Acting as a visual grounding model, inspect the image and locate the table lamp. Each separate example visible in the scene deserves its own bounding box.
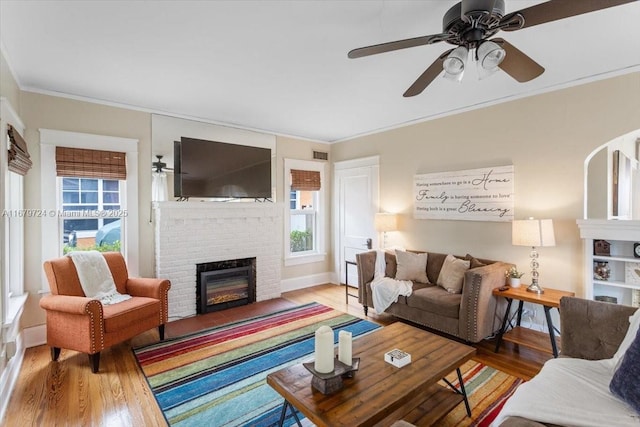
[375,213,398,249]
[512,218,555,294]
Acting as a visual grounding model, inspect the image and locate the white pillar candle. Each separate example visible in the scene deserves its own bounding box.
[338,330,352,365]
[314,325,334,373]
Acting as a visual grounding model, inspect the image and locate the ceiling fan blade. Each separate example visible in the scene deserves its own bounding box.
[501,0,637,31]
[348,33,448,59]
[403,49,453,97]
[493,38,544,82]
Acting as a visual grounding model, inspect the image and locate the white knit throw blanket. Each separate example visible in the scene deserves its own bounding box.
[370,250,412,314]
[68,251,131,305]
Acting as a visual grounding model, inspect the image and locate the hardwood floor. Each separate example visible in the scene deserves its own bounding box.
[2,284,552,426]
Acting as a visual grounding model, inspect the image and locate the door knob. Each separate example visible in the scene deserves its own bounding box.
[365,238,372,250]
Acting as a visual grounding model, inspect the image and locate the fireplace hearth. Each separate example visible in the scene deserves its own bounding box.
[196,258,256,314]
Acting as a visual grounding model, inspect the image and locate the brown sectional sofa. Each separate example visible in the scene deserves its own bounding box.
[356,250,513,343]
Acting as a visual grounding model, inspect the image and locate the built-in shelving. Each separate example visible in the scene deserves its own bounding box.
[577,219,640,307]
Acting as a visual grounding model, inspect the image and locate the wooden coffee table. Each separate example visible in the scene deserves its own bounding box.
[266,322,476,427]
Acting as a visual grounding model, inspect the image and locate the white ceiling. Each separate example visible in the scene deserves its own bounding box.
[1,1,639,142]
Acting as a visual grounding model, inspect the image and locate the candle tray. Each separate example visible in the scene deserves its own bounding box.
[302,357,360,394]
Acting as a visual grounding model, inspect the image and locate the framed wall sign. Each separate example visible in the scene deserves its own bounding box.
[414,165,514,222]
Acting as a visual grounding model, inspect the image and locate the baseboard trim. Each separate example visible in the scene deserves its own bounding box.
[0,334,25,424]
[281,272,336,292]
[23,324,47,348]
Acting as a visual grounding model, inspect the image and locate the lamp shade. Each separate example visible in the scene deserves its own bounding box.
[512,219,556,247]
[375,213,398,232]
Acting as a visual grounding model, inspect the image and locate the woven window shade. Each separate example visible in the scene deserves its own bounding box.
[291,169,321,191]
[7,125,33,176]
[56,147,126,180]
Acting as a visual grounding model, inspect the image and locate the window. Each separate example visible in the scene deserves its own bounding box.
[55,146,127,254]
[40,129,140,281]
[284,159,326,266]
[61,177,123,253]
[1,99,30,365]
[289,189,317,253]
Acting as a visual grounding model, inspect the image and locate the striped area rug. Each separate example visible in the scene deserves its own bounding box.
[133,302,522,427]
[133,302,381,426]
[439,360,524,427]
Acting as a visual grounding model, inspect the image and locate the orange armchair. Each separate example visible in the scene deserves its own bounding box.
[40,252,171,373]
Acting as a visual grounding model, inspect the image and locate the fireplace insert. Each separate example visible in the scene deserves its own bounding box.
[196,258,256,313]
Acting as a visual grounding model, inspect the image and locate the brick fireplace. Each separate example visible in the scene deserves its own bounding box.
[153,202,283,319]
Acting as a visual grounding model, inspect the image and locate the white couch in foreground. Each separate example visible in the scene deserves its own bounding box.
[493,297,640,427]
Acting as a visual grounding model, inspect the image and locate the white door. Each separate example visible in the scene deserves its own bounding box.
[334,156,379,288]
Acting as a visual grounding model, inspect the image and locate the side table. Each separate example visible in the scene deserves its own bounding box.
[493,285,575,357]
[344,260,358,304]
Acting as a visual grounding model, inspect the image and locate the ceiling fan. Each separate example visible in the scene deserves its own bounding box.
[152,155,173,173]
[348,0,636,97]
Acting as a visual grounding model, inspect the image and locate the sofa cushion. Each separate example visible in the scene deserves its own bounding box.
[610,326,640,414]
[384,250,398,278]
[103,296,161,333]
[437,254,470,294]
[425,252,447,284]
[465,253,487,269]
[406,286,461,319]
[395,250,428,283]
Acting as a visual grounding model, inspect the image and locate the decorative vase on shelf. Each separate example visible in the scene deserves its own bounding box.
[594,261,611,281]
[510,278,521,288]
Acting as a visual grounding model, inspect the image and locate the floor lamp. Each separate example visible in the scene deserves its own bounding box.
[375,213,398,249]
[512,218,556,294]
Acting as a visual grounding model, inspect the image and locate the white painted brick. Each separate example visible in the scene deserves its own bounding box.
[154,202,284,318]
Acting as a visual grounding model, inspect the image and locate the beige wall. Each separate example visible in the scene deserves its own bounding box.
[19,92,153,328]
[0,52,20,110]
[331,72,640,296]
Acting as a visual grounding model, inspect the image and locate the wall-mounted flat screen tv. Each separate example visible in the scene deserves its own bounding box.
[174,137,272,199]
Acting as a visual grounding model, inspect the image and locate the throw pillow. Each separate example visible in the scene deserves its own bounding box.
[437,254,471,294]
[395,250,428,283]
[610,326,640,414]
[465,254,487,269]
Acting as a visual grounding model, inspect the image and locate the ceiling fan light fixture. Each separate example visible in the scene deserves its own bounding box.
[476,62,499,80]
[477,40,506,69]
[443,46,468,78]
[476,40,506,80]
[443,70,465,82]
